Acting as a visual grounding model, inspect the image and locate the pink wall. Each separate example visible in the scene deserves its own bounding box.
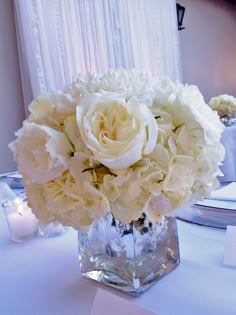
[178,0,236,102]
[0,0,25,173]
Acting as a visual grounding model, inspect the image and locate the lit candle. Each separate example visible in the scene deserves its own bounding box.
[2,197,38,242]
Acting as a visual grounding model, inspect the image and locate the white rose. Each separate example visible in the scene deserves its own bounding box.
[76,92,158,169]
[9,122,73,183]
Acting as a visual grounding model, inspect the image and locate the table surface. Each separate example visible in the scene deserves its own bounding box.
[1,203,236,315]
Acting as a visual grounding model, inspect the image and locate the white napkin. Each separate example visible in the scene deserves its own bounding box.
[209,182,236,201]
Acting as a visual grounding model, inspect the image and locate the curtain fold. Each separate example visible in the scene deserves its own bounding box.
[14,0,182,113]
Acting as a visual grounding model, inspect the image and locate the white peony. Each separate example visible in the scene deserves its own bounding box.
[9,122,73,184]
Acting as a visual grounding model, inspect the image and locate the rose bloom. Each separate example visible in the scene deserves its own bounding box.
[76,92,158,169]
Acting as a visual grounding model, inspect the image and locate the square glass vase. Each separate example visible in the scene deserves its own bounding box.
[78,213,180,295]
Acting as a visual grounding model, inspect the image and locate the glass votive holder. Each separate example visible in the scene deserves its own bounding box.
[39,221,67,238]
[2,197,39,242]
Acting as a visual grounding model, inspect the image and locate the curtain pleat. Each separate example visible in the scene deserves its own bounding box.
[14,0,182,113]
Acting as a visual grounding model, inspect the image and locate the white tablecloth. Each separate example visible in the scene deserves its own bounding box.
[220,124,236,182]
[0,203,236,315]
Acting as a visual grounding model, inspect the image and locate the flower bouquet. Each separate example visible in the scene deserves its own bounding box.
[9,69,225,294]
[209,94,236,126]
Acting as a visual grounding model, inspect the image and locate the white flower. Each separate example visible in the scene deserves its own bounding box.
[144,193,175,221]
[28,93,77,130]
[76,92,158,169]
[25,172,109,229]
[162,155,194,193]
[9,69,225,227]
[63,114,86,152]
[65,68,159,101]
[9,122,73,184]
[154,79,224,145]
[101,159,163,223]
[209,94,236,117]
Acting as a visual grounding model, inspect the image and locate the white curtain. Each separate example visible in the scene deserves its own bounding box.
[14,0,182,113]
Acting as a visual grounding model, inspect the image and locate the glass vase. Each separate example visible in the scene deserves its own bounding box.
[78,213,180,295]
[38,221,68,237]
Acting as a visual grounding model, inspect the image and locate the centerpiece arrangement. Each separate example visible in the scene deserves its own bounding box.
[9,69,225,295]
[209,94,236,126]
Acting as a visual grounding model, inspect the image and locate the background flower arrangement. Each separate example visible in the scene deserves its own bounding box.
[209,94,236,120]
[9,69,225,229]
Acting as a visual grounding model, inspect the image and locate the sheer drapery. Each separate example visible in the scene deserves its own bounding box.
[14,0,181,113]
